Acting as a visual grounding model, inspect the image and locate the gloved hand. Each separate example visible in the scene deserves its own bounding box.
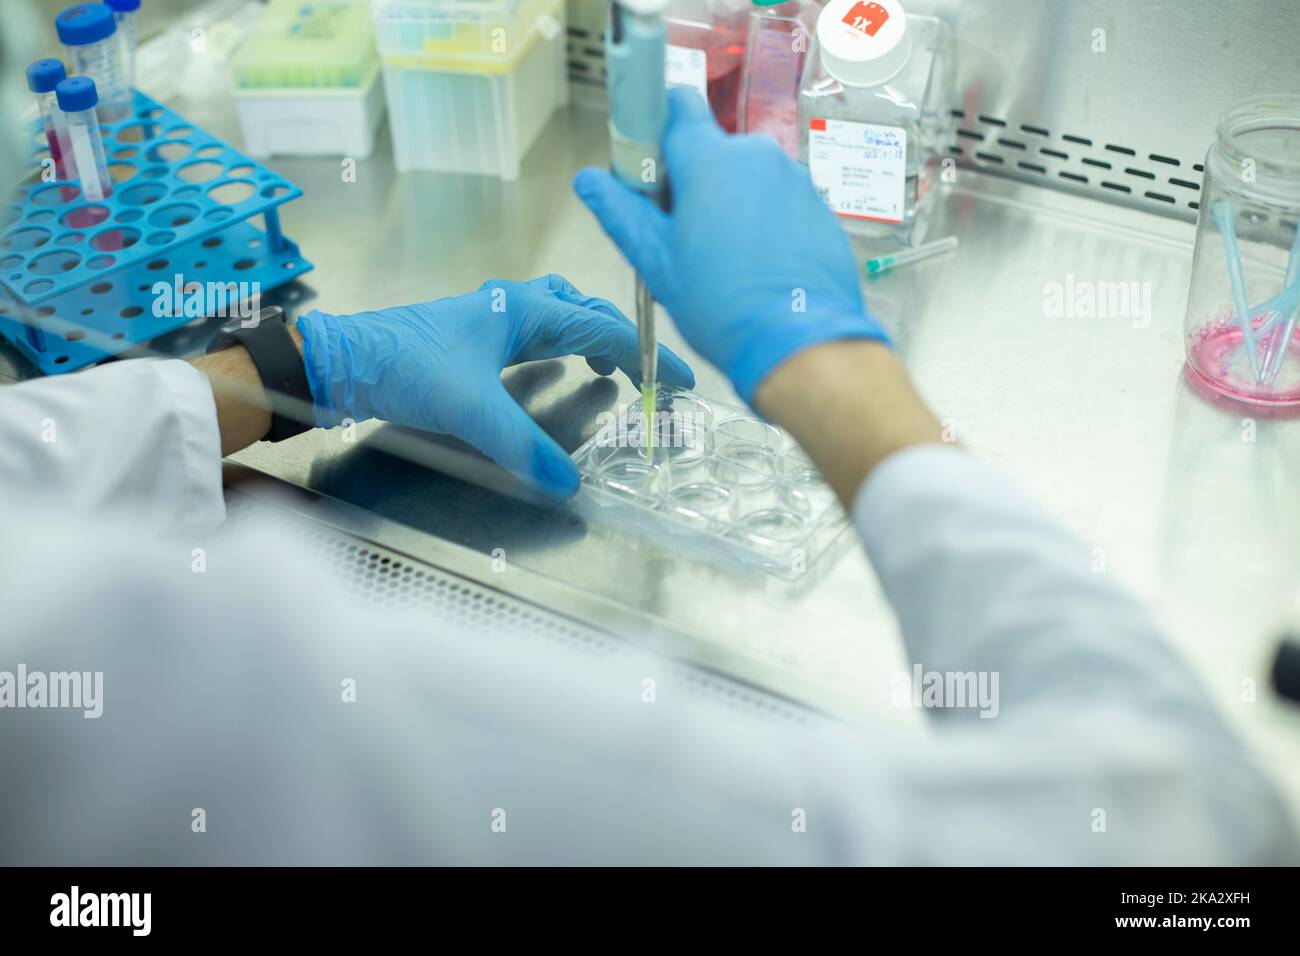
[574,88,889,406]
[295,274,694,499]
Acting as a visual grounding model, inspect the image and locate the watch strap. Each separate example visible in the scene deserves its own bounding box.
[206,306,313,442]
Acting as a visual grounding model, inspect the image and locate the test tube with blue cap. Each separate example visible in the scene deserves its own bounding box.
[57,76,113,202]
[26,59,73,181]
[55,3,131,123]
[103,0,142,92]
[606,0,671,463]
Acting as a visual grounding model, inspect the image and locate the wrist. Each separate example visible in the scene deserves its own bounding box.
[729,306,890,406]
[192,341,273,456]
[194,310,315,455]
[754,340,944,506]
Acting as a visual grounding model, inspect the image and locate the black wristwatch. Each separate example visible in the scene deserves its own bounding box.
[206,306,313,442]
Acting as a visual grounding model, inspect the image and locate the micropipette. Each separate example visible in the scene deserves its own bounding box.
[865,235,959,275]
[606,0,670,463]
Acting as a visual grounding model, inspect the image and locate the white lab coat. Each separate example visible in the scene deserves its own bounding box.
[0,358,1295,864]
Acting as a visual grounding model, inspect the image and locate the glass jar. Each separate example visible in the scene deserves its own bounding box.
[1184,95,1300,407]
[797,0,954,247]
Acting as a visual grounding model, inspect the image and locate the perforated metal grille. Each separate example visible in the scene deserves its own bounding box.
[949,110,1204,221]
[223,490,813,724]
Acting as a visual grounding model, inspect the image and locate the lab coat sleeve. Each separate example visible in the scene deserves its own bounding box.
[1,442,1294,865]
[0,510,877,866]
[0,359,225,533]
[848,444,1298,863]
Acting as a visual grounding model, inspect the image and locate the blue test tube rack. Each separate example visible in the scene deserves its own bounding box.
[0,90,313,375]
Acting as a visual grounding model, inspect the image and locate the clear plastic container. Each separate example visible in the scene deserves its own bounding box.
[1184,95,1300,407]
[665,0,752,132]
[797,0,954,246]
[572,390,849,578]
[738,0,823,156]
[371,0,568,178]
[56,3,132,124]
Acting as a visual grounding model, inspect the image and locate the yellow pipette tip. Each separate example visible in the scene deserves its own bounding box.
[641,383,656,466]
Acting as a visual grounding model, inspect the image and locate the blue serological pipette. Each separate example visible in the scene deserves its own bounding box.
[1212,201,1263,381]
[1263,221,1300,385]
[606,0,670,462]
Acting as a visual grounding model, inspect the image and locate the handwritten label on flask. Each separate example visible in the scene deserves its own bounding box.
[807,118,906,224]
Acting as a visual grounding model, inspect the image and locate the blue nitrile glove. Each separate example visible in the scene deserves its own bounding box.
[574,88,889,406]
[295,274,695,499]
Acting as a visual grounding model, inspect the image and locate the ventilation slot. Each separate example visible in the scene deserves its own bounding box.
[956,108,1205,218]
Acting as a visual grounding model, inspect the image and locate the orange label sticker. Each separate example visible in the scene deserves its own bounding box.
[842,1,889,37]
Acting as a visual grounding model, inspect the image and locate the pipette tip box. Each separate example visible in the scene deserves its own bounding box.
[371,0,569,179]
[231,0,386,159]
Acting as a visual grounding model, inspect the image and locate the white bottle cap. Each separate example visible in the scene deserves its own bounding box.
[817,0,912,88]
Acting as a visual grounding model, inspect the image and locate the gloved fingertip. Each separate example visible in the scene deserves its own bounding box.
[667,85,711,122]
[657,346,696,390]
[573,167,611,204]
[533,446,581,500]
[586,355,617,377]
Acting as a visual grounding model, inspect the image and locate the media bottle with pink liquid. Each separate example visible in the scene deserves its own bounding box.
[664,0,752,132]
